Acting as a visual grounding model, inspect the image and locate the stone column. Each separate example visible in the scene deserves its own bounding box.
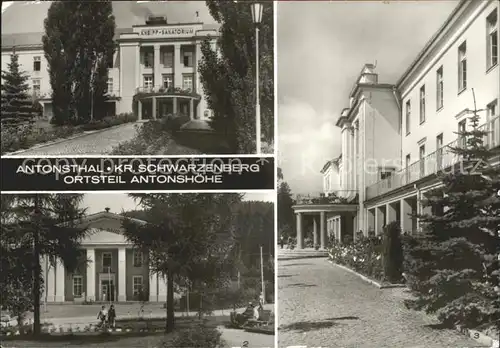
[312,216,318,248]
[152,97,157,120]
[320,211,326,249]
[375,207,385,235]
[401,198,413,234]
[118,248,126,302]
[55,258,65,302]
[86,249,95,302]
[154,45,160,88]
[149,271,158,302]
[135,44,141,90]
[173,97,177,115]
[194,42,202,94]
[174,44,182,89]
[296,213,303,249]
[138,100,142,121]
[337,218,342,242]
[46,257,55,302]
[353,125,358,191]
[158,275,167,302]
[367,209,375,235]
[189,99,194,120]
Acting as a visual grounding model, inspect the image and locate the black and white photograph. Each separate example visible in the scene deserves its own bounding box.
[1,0,274,156]
[277,1,499,347]
[1,192,275,348]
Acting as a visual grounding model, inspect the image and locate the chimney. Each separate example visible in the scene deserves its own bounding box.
[359,63,378,84]
[105,207,110,213]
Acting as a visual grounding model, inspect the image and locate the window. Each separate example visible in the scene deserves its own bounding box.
[405,154,411,183]
[405,100,411,135]
[144,52,153,68]
[436,133,443,169]
[162,74,173,89]
[182,74,193,91]
[380,171,392,180]
[32,79,41,97]
[133,250,143,267]
[133,276,143,296]
[102,252,112,272]
[163,51,173,68]
[143,75,153,90]
[73,276,83,297]
[458,120,467,148]
[458,41,467,91]
[419,144,426,178]
[436,66,444,109]
[487,10,498,69]
[183,51,193,67]
[106,78,113,93]
[419,85,426,124]
[33,56,41,72]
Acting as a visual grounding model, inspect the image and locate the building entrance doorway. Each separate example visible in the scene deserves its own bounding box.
[99,274,116,302]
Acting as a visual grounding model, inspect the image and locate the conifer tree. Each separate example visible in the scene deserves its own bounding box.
[404,94,500,329]
[0,52,37,127]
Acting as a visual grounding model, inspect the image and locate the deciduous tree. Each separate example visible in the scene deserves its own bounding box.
[42,1,115,125]
[199,1,274,153]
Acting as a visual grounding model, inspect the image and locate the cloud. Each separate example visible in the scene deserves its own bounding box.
[278,98,341,194]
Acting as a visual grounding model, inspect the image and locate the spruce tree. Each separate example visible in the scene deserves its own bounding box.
[0,52,37,128]
[404,98,500,329]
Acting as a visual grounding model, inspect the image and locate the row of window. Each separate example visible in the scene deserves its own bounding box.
[29,47,196,73]
[72,275,144,297]
[404,99,497,170]
[143,50,195,69]
[100,250,144,271]
[405,9,498,135]
[143,73,194,91]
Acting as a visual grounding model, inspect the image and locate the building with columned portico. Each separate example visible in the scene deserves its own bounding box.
[292,0,499,249]
[1,8,219,122]
[41,209,169,303]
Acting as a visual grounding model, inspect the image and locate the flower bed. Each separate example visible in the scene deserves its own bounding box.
[328,235,384,282]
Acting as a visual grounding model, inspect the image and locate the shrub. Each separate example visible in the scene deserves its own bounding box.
[382,221,404,283]
[165,114,190,132]
[166,324,224,348]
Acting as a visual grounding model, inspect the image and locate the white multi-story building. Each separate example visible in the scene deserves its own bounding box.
[293,0,499,249]
[1,3,218,121]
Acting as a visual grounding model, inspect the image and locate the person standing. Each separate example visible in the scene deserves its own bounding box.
[280,234,284,249]
[108,304,116,328]
[97,305,108,328]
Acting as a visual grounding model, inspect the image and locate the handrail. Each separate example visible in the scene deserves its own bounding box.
[365,115,500,200]
[135,85,195,95]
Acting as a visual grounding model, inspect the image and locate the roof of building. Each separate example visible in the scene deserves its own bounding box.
[57,210,147,228]
[320,155,342,174]
[395,0,469,88]
[1,1,219,48]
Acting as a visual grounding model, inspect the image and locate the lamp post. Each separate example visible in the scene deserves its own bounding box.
[251,2,263,154]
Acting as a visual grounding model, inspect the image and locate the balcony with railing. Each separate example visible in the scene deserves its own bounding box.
[295,190,359,205]
[134,85,200,100]
[366,116,500,200]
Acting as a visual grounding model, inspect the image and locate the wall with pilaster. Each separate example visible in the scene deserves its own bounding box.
[118,43,138,114]
[125,249,150,301]
[64,251,87,302]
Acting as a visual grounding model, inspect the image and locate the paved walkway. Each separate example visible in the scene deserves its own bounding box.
[278,257,487,348]
[6,123,140,156]
[220,326,274,348]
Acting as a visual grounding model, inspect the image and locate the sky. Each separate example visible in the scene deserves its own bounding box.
[277,0,458,195]
[82,192,275,214]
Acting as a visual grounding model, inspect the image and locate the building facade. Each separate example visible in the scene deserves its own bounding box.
[41,211,168,303]
[1,15,218,122]
[293,0,499,248]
